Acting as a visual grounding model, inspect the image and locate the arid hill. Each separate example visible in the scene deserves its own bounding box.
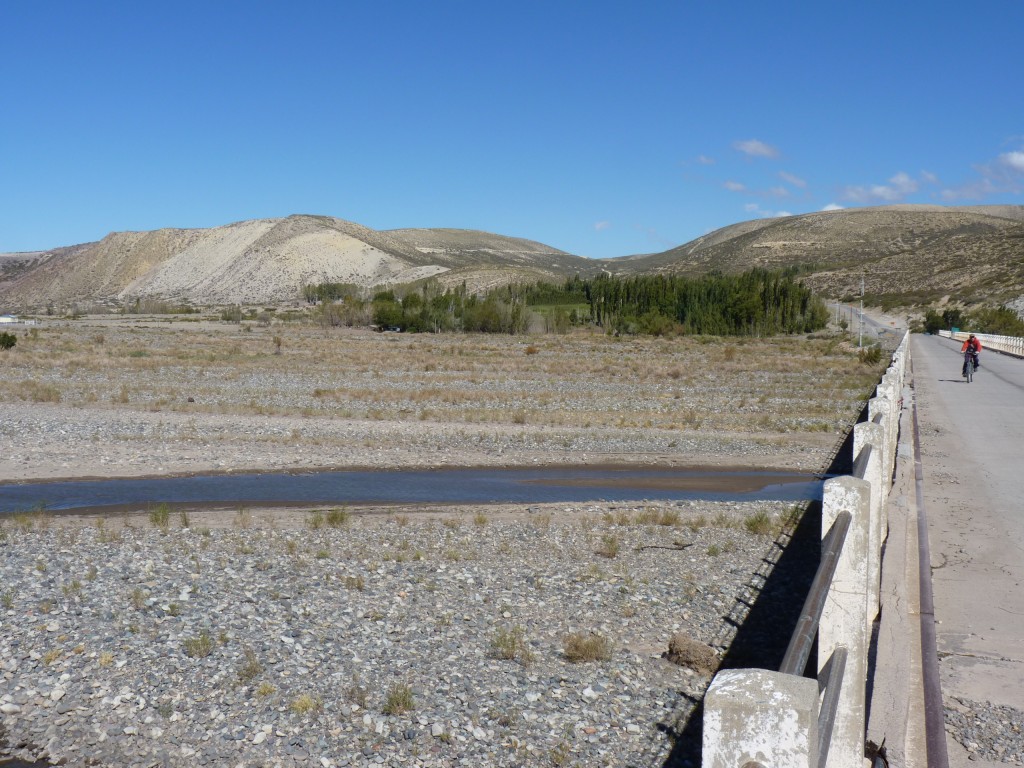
[1,205,1022,311]
[0,215,597,310]
[610,205,1024,307]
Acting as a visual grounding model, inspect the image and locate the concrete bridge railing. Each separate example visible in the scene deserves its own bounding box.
[702,332,910,768]
[939,329,1024,358]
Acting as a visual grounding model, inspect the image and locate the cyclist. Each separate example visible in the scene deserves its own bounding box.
[961,334,982,376]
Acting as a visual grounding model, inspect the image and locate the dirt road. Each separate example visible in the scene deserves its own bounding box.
[911,333,1024,766]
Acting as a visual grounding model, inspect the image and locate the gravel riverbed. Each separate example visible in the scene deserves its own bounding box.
[11,320,1009,766]
[1,500,788,767]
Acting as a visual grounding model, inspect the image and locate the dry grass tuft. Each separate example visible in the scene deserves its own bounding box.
[490,625,534,666]
[382,683,415,715]
[563,632,613,663]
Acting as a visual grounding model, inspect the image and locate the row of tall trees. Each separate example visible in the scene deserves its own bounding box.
[303,268,830,337]
[923,305,1024,337]
[580,269,829,336]
[370,284,529,334]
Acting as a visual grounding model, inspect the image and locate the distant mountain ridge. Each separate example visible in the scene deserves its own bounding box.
[599,205,1024,306]
[1,205,1022,311]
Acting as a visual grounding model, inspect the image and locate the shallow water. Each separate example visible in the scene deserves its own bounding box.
[0,466,822,514]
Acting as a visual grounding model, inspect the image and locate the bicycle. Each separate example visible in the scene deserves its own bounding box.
[962,350,977,383]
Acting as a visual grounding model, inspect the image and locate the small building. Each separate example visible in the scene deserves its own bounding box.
[0,314,18,324]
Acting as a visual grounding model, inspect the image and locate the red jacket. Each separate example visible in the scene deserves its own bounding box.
[961,337,983,353]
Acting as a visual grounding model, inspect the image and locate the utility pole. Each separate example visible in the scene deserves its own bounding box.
[859,276,864,348]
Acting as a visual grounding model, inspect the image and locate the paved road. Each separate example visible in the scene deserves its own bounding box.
[911,334,1024,766]
[829,302,905,348]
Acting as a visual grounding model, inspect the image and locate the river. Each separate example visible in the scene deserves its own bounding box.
[0,465,822,515]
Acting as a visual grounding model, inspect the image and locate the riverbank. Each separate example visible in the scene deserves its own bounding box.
[1,498,797,767]
[0,319,880,485]
[1,319,882,766]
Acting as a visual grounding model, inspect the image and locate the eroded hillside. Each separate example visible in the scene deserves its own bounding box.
[2,205,1022,311]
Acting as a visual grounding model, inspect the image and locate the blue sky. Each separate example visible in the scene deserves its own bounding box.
[2,1,1023,258]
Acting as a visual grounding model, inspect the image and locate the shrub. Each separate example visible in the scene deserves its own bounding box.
[17,379,61,402]
[131,587,146,610]
[149,504,171,530]
[490,625,534,666]
[382,683,415,715]
[657,508,681,526]
[743,510,773,536]
[237,647,263,683]
[563,632,612,663]
[858,344,882,365]
[183,631,214,658]
[326,508,349,527]
[0,332,16,350]
[346,676,368,708]
[344,575,365,591]
[220,305,243,323]
[596,534,620,559]
[290,693,323,715]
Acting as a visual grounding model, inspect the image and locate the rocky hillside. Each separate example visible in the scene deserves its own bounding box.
[612,205,1024,306]
[0,215,597,310]
[1,205,1022,311]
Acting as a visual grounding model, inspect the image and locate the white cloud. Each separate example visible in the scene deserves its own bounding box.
[768,186,790,198]
[779,171,807,188]
[1000,151,1024,173]
[921,170,939,185]
[744,202,792,219]
[941,177,1000,201]
[696,154,716,165]
[594,221,611,231]
[822,203,844,211]
[941,148,1024,200]
[733,139,779,159]
[842,171,919,203]
[723,180,746,192]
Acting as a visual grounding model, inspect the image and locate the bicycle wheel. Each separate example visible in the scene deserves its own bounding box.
[966,360,974,383]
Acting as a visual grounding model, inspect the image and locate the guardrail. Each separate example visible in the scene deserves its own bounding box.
[938,329,1024,358]
[702,332,909,768]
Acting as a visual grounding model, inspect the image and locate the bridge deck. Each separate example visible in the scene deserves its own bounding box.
[906,333,1024,767]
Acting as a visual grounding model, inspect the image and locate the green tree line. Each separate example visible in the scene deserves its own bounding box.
[923,305,1024,337]
[580,269,829,336]
[303,269,829,337]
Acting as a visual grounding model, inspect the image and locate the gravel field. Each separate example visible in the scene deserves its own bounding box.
[945,697,1024,765]
[0,319,869,483]
[1,500,798,767]
[0,317,889,766]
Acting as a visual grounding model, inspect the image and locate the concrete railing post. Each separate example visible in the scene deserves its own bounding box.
[703,669,820,768]
[853,421,885,618]
[867,397,892,481]
[819,476,871,768]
